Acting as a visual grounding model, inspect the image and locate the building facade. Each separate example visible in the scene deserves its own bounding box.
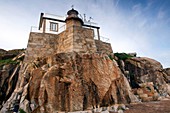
[24,8,113,62]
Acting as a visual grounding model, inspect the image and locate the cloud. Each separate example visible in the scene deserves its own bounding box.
[0,0,169,68]
[94,1,169,68]
[115,0,120,8]
[157,9,165,19]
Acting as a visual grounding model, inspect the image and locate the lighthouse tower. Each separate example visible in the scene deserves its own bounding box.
[65,8,83,28]
[59,8,97,53]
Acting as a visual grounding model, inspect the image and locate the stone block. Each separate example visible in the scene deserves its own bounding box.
[153,93,159,100]
[139,94,148,98]
[137,89,143,95]
[86,38,94,42]
[141,96,153,102]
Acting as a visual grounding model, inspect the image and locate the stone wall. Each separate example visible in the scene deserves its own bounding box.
[73,26,96,53]
[95,40,113,54]
[24,33,59,62]
[25,26,112,62]
[57,28,74,53]
[57,26,96,53]
[25,27,97,62]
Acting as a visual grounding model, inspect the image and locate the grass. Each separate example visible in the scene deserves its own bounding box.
[0,58,19,67]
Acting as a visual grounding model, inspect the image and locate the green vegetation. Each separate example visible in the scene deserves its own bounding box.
[19,108,26,113]
[108,55,114,60]
[0,49,25,67]
[0,58,19,67]
[114,53,133,60]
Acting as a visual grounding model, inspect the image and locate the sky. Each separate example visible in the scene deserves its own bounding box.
[0,0,170,68]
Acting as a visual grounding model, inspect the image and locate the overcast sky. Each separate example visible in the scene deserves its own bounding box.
[0,0,170,68]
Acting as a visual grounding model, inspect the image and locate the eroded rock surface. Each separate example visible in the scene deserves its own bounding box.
[163,68,170,81]
[1,51,170,113]
[1,52,138,113]
[0,64,20,109]
[0,49,24,110]
[124,57,170,97]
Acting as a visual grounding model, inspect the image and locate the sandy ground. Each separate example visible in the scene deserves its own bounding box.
[124,98,170,113]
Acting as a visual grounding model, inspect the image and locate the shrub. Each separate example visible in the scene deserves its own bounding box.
[114,53,133,60]
[19,108,26,113]
[108,55,114,60]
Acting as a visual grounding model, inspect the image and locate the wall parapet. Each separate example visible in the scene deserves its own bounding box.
[95,40,113,54]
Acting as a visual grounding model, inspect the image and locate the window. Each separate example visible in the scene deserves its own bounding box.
[50,22,58,32]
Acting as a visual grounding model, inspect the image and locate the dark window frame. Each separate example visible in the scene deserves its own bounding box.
[50,22,58,32]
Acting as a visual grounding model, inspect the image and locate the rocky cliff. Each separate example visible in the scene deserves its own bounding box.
[1,52,138,113]
[0,51,170,113]
[124,57,170,95]
[0,49,24,110]
[115,53,170,102]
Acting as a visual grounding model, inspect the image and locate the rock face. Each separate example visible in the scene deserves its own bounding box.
[1,50,170,113]
[0,49,24,109]
[0,64,20,109]
[164,68,170,80]
[124,57,170,96]
[164,68,170,75]
[1,52,138,113]
[0,48,25,60]
[0,49,7,55]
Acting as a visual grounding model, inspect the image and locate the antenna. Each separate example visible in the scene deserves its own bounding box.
[88,17,93,22]
[83,14,86,22]
[79,14,83,20]
[79,12,98,26]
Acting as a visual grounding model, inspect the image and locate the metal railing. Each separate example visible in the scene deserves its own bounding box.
[94,35,110,43]
[30,25,110,43]
[30,24,66,34]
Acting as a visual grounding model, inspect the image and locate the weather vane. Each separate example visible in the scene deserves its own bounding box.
[71,5,74,9]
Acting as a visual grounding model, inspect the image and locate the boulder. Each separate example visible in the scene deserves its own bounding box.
[163,68,170,82]
[124,57,168,94]
[164,68,170,76]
